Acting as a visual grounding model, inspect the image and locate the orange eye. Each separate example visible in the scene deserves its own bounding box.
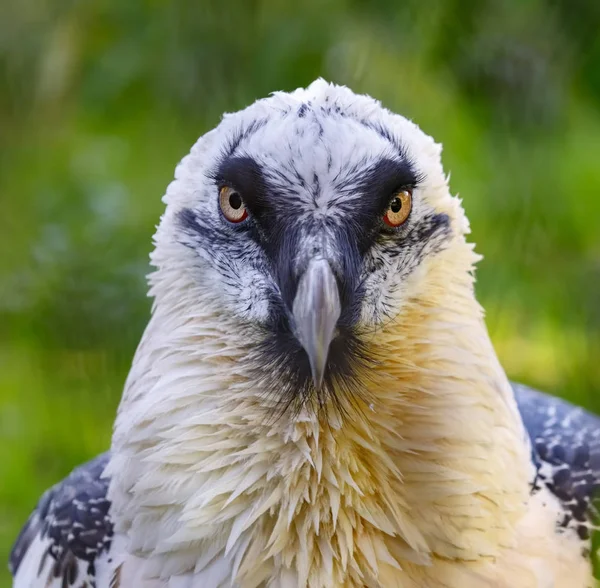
[219,186,248,223]
[383,189,412,227]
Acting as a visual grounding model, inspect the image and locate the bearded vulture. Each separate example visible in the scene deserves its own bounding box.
[9,80,600,588]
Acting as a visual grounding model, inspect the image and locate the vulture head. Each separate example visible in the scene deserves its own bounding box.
[149,78,469,416]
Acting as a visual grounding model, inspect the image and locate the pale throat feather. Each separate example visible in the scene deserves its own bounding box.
[105,230,534,586]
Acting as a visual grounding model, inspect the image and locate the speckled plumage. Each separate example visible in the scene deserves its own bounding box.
[10,453,113,587]
[515,384,600,545]
[9,80,600,587]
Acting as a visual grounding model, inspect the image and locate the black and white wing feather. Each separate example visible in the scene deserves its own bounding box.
[514,383,600,546]
[9,452,114,588]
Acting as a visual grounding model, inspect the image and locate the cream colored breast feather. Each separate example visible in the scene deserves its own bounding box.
[104,80,592,587]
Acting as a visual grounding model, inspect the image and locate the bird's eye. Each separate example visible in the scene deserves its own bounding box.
[383,189,412,227]
[219,186,248,223]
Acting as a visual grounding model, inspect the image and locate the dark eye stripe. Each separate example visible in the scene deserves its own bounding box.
[212,156,270,216]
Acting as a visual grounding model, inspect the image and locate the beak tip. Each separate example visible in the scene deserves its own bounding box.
[311,366,326,390]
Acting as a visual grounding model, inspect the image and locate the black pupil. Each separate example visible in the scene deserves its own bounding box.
[390,197,402,214]
[229,192,243,210]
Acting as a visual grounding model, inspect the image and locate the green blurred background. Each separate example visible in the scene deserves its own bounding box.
[1,0,599,581]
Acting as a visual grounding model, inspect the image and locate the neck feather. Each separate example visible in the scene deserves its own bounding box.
[106,238,533,585]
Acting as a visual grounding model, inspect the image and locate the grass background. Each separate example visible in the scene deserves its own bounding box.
[1,0,599,582]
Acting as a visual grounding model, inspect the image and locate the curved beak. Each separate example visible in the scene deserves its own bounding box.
[292,258,341,389]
